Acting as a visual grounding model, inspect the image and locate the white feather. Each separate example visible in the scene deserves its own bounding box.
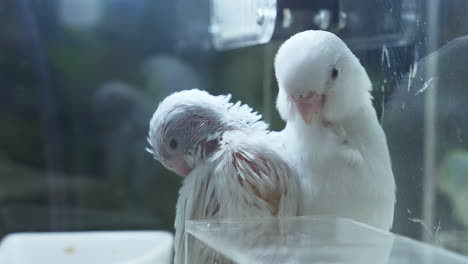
[174,130,301,264]
[147,89,301,264]
[275,30,396,230]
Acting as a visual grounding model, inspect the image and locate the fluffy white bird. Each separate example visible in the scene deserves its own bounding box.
[147,89,301,264]
[274,30,396,230]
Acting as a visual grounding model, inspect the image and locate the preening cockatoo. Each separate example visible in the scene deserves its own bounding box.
[275,30,396,230]
[147,89,301,264]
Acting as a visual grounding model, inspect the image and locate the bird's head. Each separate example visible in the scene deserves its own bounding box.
[275,30,372,125]
[147,89,230,177]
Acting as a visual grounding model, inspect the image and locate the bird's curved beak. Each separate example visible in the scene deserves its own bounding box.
[165,157,193,177]
[291,92,325,125]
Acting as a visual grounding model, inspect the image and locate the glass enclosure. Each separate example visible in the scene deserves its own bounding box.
[1,0,468,260]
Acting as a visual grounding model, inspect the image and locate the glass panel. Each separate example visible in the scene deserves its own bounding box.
[1,0,468,262]
[186,216,467,264]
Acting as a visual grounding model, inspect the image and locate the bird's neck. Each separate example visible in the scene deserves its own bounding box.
[287,103,377,152]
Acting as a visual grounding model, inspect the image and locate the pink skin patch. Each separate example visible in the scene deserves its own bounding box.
[322,119,334,128]
[290,92,326,125]
[165,157,193,177]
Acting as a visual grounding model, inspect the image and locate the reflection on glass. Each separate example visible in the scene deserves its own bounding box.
[186,216,467,264]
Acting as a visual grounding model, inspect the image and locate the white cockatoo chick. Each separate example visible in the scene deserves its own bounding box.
[147,89,301,264]
[275,30,396,230]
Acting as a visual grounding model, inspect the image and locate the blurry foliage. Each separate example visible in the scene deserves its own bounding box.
[214,46,265,103]
[0,0,179,233]
[0,115,43,167]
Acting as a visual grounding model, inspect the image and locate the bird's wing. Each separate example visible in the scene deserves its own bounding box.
[174,131,301,264]
[210,130,301,217]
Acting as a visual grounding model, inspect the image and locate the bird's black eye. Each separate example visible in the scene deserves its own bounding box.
[169,138,178,150]
[331,67,339,79]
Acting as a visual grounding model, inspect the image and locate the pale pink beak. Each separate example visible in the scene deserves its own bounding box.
[291,92,325,125]
[165,157,193,177]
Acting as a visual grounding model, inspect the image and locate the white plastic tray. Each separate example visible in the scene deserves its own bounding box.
[0,231,173,264]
